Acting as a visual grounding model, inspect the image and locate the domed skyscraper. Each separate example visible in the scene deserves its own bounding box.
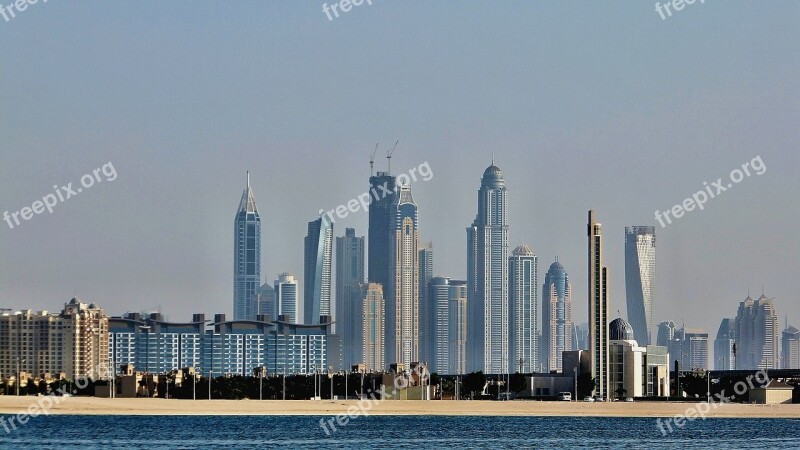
[467,160,509,374]
[542,258,573,372]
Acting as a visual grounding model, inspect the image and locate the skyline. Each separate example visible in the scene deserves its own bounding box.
[1,1,798,343]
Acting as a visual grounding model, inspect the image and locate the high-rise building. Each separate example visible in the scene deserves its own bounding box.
[418,243,434,362]
[234,172,261,321]
[542,259,573,372]
[467,163,509,374]
[336,228,365,368]
[714,318,736,370]
[624,226,655,346]
[275,273,299,324]
[362,283,385,372]
[782,325,800,369]
[682,328,709,370]
[734,294,779,369]
[386,183,419,367]
[0,298,109,382]
[257,282,277,320]
[574,322,589,351]
[449,280,468,375]
[304,217,333,325]
[587,210,609,399]
[656,321,676,348]
[509,245,538,374]
[427,277,450,373]
[367,171,397,290]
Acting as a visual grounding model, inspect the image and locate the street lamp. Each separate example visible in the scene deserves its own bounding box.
[329,366,333,400]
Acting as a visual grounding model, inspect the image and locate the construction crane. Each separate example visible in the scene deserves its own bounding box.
[387,140,398,174]
[370,142,379,176]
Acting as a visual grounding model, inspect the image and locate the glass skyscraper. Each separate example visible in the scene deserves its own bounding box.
[588,210,609,399]
[233,172,261,321]
[367,171,396,290]
[542,259,573,372]
[467,163,509,374]
[624,226,656,346]
[336,228,365,368]
[304,216,333,325]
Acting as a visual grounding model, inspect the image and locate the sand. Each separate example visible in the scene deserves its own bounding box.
[1,397,799,418]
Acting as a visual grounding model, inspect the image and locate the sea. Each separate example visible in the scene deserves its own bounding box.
[0,415,798,449]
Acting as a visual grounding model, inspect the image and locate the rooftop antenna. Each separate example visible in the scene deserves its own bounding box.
[387,140,398,175]
[247,171,251,189]
[492,152,495,165]
[370,143,379,176]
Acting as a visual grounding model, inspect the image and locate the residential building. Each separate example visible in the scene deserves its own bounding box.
[362,283,385,372]
[624,226,655,345]
[448,280,468,375]
[467,162,509,374]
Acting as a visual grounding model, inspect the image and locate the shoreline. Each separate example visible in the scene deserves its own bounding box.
[1,397,799,418]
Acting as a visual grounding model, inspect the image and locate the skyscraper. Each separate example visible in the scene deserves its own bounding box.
[418,243,434,362]
[233,172,261,321]
[734,294,779,369]
[336,228,365,368]
[714,318,736,370]
[257,282,277,320]
[624,226,655,346]
[367,171,396,290]
[386,183,419,367]
[542,259,573,372]
[467,163,509,374]
[782,325,800,369]
[274,273,299,323]
[304,217,333,325]
[449,280,468,376]
[509,245,538,373]
[362,283,385,372]
[427,277,451,373]
[588,210,609,399]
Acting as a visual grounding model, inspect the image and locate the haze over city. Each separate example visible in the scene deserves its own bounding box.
[1,0,798,341]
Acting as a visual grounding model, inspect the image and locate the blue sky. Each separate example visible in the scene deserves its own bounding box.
[1,1,798,340]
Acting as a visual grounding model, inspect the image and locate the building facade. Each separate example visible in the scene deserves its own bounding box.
[509,245,538,374]
[233,172,262,321]
[542,259,573,372]
[304,216,333,325]
[467,163,509,374]
[448,280,468,375]
[624,226,655,346]
[0,298,109,382]
[418,243,434,363]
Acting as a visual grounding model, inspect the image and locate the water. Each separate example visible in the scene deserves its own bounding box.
[1,415,798,449]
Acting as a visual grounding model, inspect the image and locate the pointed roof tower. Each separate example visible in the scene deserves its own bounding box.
[238,171,258,213]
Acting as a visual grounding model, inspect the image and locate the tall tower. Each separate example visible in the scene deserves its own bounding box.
[336,228,365,367]
[368,171,397,290]
[448,280,468,375]
[509,244,538,374]
[467,162,509,374]
[427,276,451,373]
[624,226,656,345]
[386,183,419,368]
[233,172,261,321]
[304,217,333,325]
[587,210,609,399]
[542,259,573,372]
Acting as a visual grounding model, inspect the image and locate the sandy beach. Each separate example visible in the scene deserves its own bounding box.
[1,397,799,418]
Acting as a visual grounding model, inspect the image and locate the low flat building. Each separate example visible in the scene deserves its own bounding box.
[749,380,794,404]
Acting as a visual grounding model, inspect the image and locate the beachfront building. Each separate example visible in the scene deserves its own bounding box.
[0,298,109,382]
[608,318,670,399]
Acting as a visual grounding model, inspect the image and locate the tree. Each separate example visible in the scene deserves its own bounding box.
[462,371,487,399]
[577,373,595,399]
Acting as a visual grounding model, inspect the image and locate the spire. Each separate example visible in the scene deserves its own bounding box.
[238,172,258,213]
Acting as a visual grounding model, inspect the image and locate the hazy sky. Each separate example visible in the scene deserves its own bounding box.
[1,1,798,341]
